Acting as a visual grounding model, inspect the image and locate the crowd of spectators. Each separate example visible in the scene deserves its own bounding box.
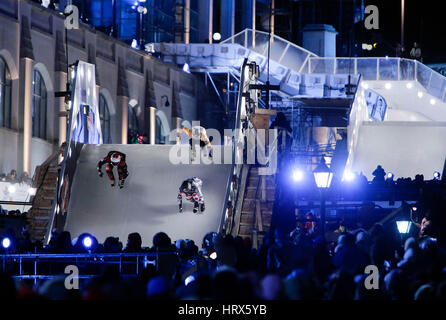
[1,215,446,300]
[0,170,32,185]
[0,206,27,217]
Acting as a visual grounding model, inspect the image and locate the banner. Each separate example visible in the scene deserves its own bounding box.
[365,89,387,122]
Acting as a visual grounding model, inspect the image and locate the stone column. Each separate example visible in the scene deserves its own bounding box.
[120,96,129,144]
[55,31,68,148]
[149,107,156,144]
[20,58,33,174]
[184,0,190,44]
[19,16,34,175]
[145,70,157,145]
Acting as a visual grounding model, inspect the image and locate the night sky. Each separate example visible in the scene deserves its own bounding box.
[368,0,446,62]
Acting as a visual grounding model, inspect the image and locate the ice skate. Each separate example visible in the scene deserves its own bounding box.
[193,201,199,214]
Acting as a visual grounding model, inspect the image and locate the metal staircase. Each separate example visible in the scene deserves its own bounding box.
[27,150,62,241]
[233,166,275,247]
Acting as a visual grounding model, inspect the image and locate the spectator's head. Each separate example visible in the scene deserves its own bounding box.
[414,42,418,48]
[176,239,186,251]
[147,276,169,299]
[212,267,240,300]
[152,232,171,249]
[38,276,80,300]
[419,217,433,238]
[126,232,142,252]
[9,170,17,178]
[335,233,355,253]
[103,237,122,253]
[384,269,410,300]
[285,269,319,300]
[327,270,355,300]
[260,274,283,300]
[202,232,217,252]
[414,284,435,300]
[354,274,384,300]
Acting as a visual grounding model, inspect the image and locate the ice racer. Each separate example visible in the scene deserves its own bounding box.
[182,126,213,159]
[178,177,205,213]
[97,151,129,189]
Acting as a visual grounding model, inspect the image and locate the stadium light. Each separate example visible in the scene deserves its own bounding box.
[386,172,394,181]
[2,237,11,249]
[385,83,392,90]
[434,171,441,180]
[396,221,411,234]
[417,91,424,98]
[82,236,93,249]
[343,170,356,182]
[292,169,304,182]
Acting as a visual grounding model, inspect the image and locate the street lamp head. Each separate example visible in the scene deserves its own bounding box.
[396,220,411,234]
[313,157,333,189]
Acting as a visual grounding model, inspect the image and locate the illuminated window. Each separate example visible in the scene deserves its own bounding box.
[0,57,12,128]
[32,70,47,139]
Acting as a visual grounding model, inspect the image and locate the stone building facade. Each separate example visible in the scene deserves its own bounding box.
[0,0,202,176]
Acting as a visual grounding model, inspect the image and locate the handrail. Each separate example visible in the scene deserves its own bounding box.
[219,58,249,234]
[221,28,318,57]
[0,252,177,259]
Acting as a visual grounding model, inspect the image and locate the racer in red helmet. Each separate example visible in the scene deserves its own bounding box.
[97,151,129,188]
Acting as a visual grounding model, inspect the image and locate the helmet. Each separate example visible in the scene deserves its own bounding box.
[181,180,192,191]
[111,153,121,165]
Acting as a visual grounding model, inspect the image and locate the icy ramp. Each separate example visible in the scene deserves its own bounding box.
[65,144,232,246]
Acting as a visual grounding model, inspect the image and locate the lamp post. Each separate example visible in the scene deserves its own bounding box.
[132,1,148,48]
[313,157,333,238]
[396,219,411,245]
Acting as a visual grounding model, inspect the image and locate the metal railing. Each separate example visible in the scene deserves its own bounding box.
[221,28,318,74]
[307,57,446,103]
[1,252,177,283]
[219,59,249,234]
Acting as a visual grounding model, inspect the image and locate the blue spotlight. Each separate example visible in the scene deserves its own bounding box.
[343,170,356,182]
[82,236,93,249]
[292,169,304,182]
[2,237,11,249]
[386,172,394,180]
[434,171,441,180]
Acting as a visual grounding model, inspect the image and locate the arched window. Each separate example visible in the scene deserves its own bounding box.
[128,105,139,144]
[99,94,111,144]
[156,114,166,144]
[32,69,47,139]
[128,105,138,132]
[0,57,12,128]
